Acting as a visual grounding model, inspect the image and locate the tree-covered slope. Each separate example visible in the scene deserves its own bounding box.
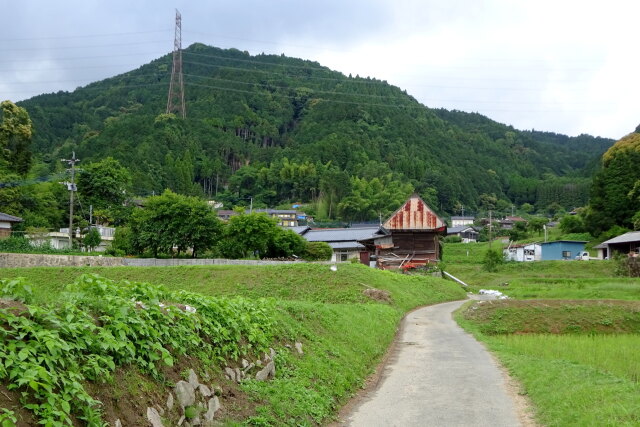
[17,43,614,217]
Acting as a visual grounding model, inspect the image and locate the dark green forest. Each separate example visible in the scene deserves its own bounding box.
[6,43,616,228]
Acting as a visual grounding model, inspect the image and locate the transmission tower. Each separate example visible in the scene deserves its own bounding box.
[166,9,186,118]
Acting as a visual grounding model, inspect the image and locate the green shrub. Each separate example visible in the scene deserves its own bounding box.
[443,235,462,243]
[482,248,504,272]
[302,241,333,261]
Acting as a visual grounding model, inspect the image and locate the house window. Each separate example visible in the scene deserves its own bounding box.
[562,251,571,259]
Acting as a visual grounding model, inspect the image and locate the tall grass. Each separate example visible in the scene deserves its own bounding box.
[495,334,640,383]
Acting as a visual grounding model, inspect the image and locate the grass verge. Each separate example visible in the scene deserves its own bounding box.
[1,264,466,425]
[456,302,640,426]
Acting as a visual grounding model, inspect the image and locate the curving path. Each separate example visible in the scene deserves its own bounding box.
[343,299,522,427]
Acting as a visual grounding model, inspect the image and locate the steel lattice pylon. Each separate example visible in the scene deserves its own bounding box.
[166,9,186,118]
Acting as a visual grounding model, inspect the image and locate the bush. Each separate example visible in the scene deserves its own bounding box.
[560,214,586,233]
[599,225,630,241]
[443,235,462,243]
[303,241,333,261]
[266,229,306,258]
[482,248,504,272]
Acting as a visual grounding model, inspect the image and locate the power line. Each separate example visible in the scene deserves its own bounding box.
[0,40,170,53]
[1,82,168,95]
[6,51,169,63]
[2,73,165,86]
[183,81,608,113]
[0,29,172,42]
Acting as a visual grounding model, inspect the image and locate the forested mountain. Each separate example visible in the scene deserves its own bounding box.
[16,43,614,221]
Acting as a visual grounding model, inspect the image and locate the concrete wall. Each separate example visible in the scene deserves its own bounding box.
[0,252,125,268]
[0,252,300,268]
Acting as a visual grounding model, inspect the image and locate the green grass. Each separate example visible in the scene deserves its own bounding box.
[494,334,640,383]
[449,239,640,426]
[443,242,639,300]
[1,264,466,425]
[0,263,460,309]
[464,299,640,335]
[456,307,640,426]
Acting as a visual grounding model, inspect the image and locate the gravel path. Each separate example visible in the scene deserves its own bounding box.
[343,299,522,427]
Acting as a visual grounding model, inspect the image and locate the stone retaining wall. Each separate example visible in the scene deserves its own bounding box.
[0,252,299,268]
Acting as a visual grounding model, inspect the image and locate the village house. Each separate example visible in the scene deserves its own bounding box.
[251,209,300,227]
[450,216,475,227]
[0,212,22,239]
[302,226,384,263]
[216,208,305,227]
[26,226,115,252]
[446,225,479,243]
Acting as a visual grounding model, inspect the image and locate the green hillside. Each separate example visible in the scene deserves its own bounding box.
[16,43,613,219]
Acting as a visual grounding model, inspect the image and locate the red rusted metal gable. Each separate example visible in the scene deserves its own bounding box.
[383,194,445,231]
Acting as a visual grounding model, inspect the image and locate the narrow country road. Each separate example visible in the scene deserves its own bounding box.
[343,299,523,427]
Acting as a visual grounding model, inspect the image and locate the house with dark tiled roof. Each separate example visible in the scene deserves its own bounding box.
[0,212,22,239]
[446,225,479,243]
[303,226,384,262]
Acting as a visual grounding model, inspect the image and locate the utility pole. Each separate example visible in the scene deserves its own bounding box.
[488,209,493,248]
[166,9,186,118]
[61,152,80,248]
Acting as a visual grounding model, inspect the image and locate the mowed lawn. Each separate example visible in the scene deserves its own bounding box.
[448,242,640,426]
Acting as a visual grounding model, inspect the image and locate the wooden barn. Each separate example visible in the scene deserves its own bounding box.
[359,194,446,269]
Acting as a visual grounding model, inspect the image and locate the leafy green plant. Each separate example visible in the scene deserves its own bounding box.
[0,274,277,425]
[0,277,33,303]
[0,409,17,427]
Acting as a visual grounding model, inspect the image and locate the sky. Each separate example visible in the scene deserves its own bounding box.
[1,0,639,139]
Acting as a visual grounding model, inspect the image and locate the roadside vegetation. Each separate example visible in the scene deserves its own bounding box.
[447,240,640,426]
[0,263,466,425]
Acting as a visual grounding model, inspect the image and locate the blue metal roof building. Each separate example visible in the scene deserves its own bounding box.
[539,240,587,260]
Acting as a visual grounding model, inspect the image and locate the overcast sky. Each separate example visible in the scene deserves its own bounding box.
[1,0,638,139]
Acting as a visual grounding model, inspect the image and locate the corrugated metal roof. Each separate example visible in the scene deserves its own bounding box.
[383,194,445,230]
[0,212,22,222]
[599,231,640,246]
[304,227,382,242]
[540,240,588,245]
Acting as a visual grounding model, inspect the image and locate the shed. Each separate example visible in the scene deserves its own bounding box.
[539,240,587,260]
[0,212,22,239]
[594,231,640,259]
[360,194,446,269]
[504,243,541,262]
